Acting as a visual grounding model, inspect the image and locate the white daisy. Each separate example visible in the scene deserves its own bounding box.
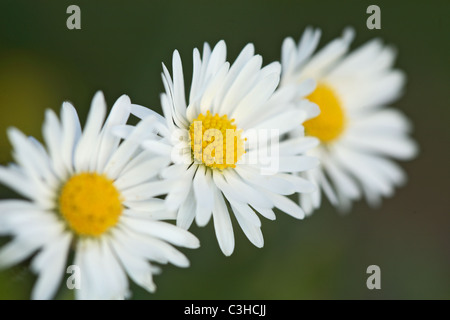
[280,27,418,214]
[122,41,320,256]
[0,91,200,300]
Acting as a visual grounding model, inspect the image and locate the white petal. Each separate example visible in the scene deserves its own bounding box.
[42,109,66,178]
[73,240,88,300]
[300,193,314,216]
[160,164,189,179]
[164,166,196,212]
[322,155,360,202]
[70,245,83,299]
[227,200,261,227]
[8,128,58,191]
[360,154,406,187]
[245,84,300,127]
[188,48,204,108]
[27,136,59,188]
[124,209,177,221]
[74,239,104,299]
[0,199,37,211]
[279,136,319,156]
[213,171,247,204]
[249,107,304,136]
[257,62,281,81]
[160,93,176,132]
[296,27,322,67]
[301,27,353,78]
[122,179,176,201]
[298,99,321,121]
[193,166,214,227]
[94,95,131,172]
[121,216,200,249]
[328,38,384,77]
[341,131,418,160]
[0,237,41,269]
[254,206,276,220]
[119,227,191,268]
[111,237,156,293]
[278,155,319,173]
[171,50,188,124]
[214,43,255,113]
[315,169,338,206]
[231,72,280,124]
[141,140,173,156]
[176,188,196,230]
[131,104,167,126]
[98,237,129,299]
[350,71,406,110]
[351,109,413,134]
[220,55,263,116]
[111,228,168,265]
[121,150,164,175]
[200,62,230,115]
[114,156,170,190]
[231,203,264,248]
[30,232,72,300]
[221,170,273,208]
[74,91,106,173]
[281,37,297,76]
[333,146,394,198]
[2,211,61,238]
[303,169,321,211]
[263,191,305,219]
[212,187,235,256]
[124,198,166,212]
[162,63,188,129]
[192,43,211,101]
[104,116,159,179]
[234,165,294,195]
[297,78,317,98]
[277,173,317,193]
[110,124,134,140]
[0,161,36,200]
[60,102,81,174]
[0,219,63,269]
[205,40,228,83]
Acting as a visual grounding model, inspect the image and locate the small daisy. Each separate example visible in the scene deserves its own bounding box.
[0,91,199,300]
[280,27,418,214]
[123,41,320,256]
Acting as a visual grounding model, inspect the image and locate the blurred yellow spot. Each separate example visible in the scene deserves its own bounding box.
[304,84,346,143]
[189,111,246,170]
[59,173,123,237]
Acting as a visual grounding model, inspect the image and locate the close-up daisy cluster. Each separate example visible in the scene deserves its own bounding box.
[0,1,448,301]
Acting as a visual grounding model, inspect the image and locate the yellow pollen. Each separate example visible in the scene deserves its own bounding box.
[303,83,346,143]
[189,110,246,170]
[58,173,123,237]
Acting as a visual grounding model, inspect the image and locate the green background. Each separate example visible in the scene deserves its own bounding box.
[0,0,448,299]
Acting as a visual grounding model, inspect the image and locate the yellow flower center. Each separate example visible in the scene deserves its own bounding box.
[59,173,123,237]
[303,83,346,143]
[189,110,246,170]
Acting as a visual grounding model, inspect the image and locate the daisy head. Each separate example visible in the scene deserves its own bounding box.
[280,27,418,214]
[0,91,199,299]
[124,41,321,256]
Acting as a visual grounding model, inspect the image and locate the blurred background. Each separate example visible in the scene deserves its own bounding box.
[0,0,448,299]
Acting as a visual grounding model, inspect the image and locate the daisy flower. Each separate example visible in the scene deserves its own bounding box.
[0,91,199,300]
[280,27,418,214]
[123,41,320,256]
